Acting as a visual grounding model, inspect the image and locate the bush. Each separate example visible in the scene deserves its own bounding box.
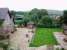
[37,24,61,28]
[0,43,8,50]
[0,19,4,27]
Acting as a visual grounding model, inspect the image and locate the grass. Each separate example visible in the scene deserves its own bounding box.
[30,28,63,47]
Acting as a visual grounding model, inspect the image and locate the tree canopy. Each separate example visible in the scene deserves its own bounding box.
[12,8,63,28]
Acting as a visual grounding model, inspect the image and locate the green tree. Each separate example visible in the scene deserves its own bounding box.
[39,15,52,24]
[29,8,39,24]
[63,10,67,24]
[29,8,48,25]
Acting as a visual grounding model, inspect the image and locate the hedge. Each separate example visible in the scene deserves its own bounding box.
[37,24,61,28]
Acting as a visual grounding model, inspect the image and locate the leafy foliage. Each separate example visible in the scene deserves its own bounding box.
[0,19,4,27]
[12,8,63,28]
[63,10,67,24]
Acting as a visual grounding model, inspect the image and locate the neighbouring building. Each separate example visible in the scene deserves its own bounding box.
[14,14,24,25]
[0,8,15,39]
[47,10,63,27]
[47,10,63,18]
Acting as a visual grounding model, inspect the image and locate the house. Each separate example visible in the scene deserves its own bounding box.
[47,10,63,19]
[14,14,24,24]
[0,8,15,39]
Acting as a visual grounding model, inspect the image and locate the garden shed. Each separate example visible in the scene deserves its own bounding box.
[27,22,35,29]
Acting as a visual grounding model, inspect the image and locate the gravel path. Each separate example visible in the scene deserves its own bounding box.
[9,28,34,50]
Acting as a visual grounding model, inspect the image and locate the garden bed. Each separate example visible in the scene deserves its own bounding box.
[30,28,63,47]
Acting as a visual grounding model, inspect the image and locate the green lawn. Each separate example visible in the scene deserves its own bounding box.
[30,28,63,47]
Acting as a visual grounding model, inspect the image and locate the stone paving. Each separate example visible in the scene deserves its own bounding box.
[54,32,67,50]
[9,28,34,50]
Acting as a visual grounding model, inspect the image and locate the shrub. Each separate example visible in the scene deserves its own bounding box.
[37,24,61,28]
[0,19,4,27]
